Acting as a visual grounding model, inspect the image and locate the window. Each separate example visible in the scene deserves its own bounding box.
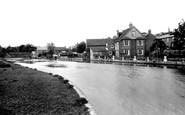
[123,49,130,56]
[106,43,108,47]
[109,51,112,55]
[137,49,143,55]
[137,40,143,46]
[124,40,129,46]
[131,31,136,37]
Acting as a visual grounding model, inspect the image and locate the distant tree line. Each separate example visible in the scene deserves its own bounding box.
[0,44,36,58]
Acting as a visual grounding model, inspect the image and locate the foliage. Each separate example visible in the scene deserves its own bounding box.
[19,44,36,53]
[6,44,36,53]
[76,41,86,53]
[0,46,8,57]
[151,39,166,58]
[47,42,55,59]
[170,20,185,51]
[6,46,19,52]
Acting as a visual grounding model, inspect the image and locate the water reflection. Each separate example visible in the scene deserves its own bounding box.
[47,63,67,68]
[16,60,185,115]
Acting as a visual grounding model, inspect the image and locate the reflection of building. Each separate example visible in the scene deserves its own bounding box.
[86,38,115,60]
[114,23,146,59]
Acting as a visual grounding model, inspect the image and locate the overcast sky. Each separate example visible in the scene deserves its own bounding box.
[0,0,184,47]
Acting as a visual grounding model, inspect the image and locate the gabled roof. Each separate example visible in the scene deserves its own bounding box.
[115,26,145,42]
[86,38,114,46]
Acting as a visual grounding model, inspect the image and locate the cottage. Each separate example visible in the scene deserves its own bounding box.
[156,32,173,48]
[86,38,115,60]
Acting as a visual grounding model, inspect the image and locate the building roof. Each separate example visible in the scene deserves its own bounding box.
[86,38,114,46]
[115,26,145,42]
[90,47,107,52]
[37,47,48,51]
[156,34,173,39]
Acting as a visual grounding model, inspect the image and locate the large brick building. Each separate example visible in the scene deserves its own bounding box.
[86,23,157,60]
[115,23,146,59]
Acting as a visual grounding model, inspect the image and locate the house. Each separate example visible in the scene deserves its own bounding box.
[36,46,68,57]
[37,46,48,55]
[156,32,174,48]
[86,38,115,60]
[114,23,146,59]
[54,47,67,56]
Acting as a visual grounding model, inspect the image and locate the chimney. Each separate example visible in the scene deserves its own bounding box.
[148,29,151,34]
[168,28,170,32]
[129,23,133,28]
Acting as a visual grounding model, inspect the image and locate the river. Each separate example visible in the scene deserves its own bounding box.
[15,59,185,115]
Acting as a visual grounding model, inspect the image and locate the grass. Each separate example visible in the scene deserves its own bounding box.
[0,60,89,115]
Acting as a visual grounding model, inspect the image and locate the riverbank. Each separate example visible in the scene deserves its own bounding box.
[0,59,90,115]
[91,59,185,66]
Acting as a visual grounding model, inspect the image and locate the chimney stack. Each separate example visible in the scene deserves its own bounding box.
[148,29,151,34]
[129,23,133,28]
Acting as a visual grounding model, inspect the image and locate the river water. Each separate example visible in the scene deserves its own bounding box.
[16,60,185,115]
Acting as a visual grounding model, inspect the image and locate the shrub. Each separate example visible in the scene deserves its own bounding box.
[68,84,74,89]
[63,79,69,83]
[75,97,88,106]
[0,61,11,68]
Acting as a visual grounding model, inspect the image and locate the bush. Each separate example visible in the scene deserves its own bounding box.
[75,97,88,106]
[63,79,69,83]
[0,61,11,68]
[68,84,74,89]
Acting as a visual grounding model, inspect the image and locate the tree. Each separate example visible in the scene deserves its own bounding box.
[170,20,185,52]
[47,42,55,59]
[151,39,166,59]
[24,44,36,53]
[19,45,26,52]
[0,46,7,57]
[6,46,19,52]
[76,41,86,53]
[18,44,36,53]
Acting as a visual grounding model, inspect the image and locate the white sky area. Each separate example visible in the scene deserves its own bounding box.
[0,0,184,47]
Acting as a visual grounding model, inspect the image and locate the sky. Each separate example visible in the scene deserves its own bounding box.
[0,0,184,47]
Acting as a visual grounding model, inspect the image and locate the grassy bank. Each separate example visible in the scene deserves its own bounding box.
[0,59,89,115]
